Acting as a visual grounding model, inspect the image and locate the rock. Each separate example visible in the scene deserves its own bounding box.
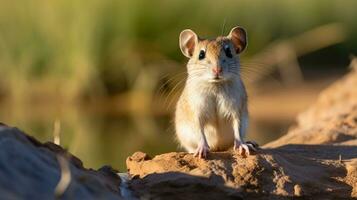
[266,63,357,147]
[126,63,357,199]
[0,124,123,200]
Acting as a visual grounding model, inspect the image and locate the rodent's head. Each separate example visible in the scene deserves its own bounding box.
[179,26,247,84]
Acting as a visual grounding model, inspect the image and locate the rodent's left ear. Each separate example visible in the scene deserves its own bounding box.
[227,26,247,54]
[179,29,198,58]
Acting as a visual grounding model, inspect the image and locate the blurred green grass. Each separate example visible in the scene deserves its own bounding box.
[0,0,356,170]
[1,0,356,101]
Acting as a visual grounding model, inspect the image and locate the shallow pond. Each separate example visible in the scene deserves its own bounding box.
[0,102,290,171]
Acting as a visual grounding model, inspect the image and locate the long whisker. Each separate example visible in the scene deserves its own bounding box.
[165,71,209,110]
[156,71,186,93]
[159,69,208,111]
[155,72,187,103]
[164,78,186,110]
[240,66,273,78]
[239,66,281,84]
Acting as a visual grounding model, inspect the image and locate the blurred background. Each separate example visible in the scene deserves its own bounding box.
[0,0,356,171]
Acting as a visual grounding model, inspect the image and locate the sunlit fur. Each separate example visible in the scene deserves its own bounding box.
[175,36,249,152]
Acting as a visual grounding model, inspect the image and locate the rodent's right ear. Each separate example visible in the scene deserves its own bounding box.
[228,26,247,54]
[179,29,198,58]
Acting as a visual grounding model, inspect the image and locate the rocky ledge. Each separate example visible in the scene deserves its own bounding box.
[126,61,357,199]
[0,124,123,199]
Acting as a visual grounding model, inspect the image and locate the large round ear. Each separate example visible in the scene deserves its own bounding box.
[179,29,198,58]
[227,26,247,54]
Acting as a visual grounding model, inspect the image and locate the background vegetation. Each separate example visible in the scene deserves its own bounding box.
[0,0,356,170]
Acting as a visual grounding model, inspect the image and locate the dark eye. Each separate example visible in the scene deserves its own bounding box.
[224,46,233,58]
[198,50,205,60]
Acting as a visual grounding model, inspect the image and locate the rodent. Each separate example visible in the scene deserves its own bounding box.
[175,26,257,158]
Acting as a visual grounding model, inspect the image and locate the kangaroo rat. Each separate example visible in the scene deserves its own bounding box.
[175,26,257,158]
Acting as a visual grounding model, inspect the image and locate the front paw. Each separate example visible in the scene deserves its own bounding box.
[193,142,210,159]
[234,140,258,156]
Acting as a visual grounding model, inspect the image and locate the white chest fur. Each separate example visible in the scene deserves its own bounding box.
[187,80,243,121]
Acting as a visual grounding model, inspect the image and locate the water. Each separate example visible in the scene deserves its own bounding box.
[0,102,290,171]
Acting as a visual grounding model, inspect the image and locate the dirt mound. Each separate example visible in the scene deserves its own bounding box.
[0,124,123,199]
[126,63,357,199]
[266,62,357,147]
